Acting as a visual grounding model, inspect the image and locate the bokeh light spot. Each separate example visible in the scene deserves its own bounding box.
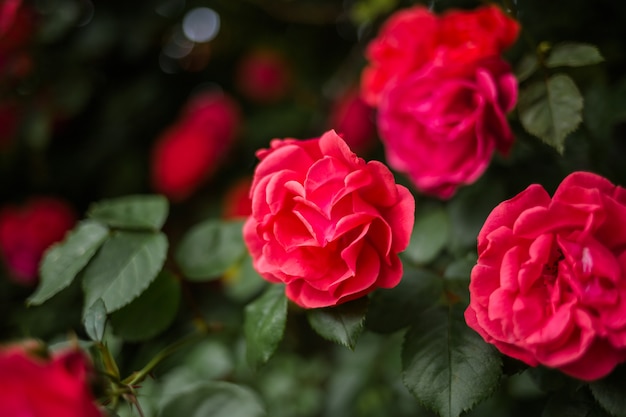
[182,7,220,43]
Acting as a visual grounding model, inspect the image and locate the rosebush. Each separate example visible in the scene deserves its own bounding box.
[466,171,626,381]
[2,1,626,417]
[243,129,415,308]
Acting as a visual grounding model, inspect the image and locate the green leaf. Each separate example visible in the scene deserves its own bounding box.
[82,231,168,313]
[546,43,604,68]
[518,74,583,153]
[244,285,288,368]
[307,297,369,350]
[28,220,109,306]
[83,298,107,341]
[175,219,246,281]
[402,305,502,417]
[159,381,266,417]
[109,271,181,341]
[87,194,169,231]
[515,53,539,83]
[589,364,626,417]
[403,207,449,266]
[542,392,611,417]
[366,266,444,333]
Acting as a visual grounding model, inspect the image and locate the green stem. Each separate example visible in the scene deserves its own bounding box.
[122,331,206,386]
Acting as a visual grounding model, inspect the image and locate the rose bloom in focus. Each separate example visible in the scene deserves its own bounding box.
[151,91,241,201]
[328,88,377,156]
[243,129,415,308]
[0,197,76,285]
[235,48,293,103]
[361,5,519,199]
[0,342,103,417]
[466,172,626,381]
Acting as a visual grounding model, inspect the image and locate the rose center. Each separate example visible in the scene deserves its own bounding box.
[542,246,564,283]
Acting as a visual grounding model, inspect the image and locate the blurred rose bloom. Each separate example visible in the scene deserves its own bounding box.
[244,129,414,308]
[0,0,35,80]
[0,197,76,285]
[222,177,252,219]
[362,5,519,199]
[235,48,293,103]
[0,342,103,417]
[151,91,241,201]
[328,88,377,156]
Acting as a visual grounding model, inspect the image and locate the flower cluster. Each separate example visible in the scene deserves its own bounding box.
[362,5,519,198]
[151,91,241,201]
[243,130,414,308]
[466,172,626,380]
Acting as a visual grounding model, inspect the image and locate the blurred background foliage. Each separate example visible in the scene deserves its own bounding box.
[2,0,626,416]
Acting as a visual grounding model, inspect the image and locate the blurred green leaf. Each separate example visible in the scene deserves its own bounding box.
[175,219,246,281]
[442,255,476,304]
[589,365,626,417]
[542,392,611,417]
[307,297,369,350]
[109,271,181,342]
[546,43,604,68]
[516,53,539,83]
[402,305,502,417]
[83,298,107,342]
[518,74,583,153]
[28,220,109,306]
[159,381,266,417]
[223,255,267,302]
[403,207,449,266]
[82,231,168,313]
[447,177,505,255]
[350,0,399,25]
[366,266,444,333]
[87,195,169,231]
[244,285,288,368]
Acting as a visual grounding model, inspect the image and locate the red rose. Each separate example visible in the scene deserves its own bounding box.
[465,172,626,381]
[243,129,415,308]
[151,91,241,201]
[361,5,519,198]
[361,5,519,106]
[235,48,293,103]
[378,58,517,199]
[0,197,76,285]
[328,89,377,155]
[0,342,103,416]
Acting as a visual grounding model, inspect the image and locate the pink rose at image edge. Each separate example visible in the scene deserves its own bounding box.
[0,343,103,416]
[0,197,76,285]
[378,58,518,199]
[150,91,241,202]
[243,129,415,308]
[465,171,626,381]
